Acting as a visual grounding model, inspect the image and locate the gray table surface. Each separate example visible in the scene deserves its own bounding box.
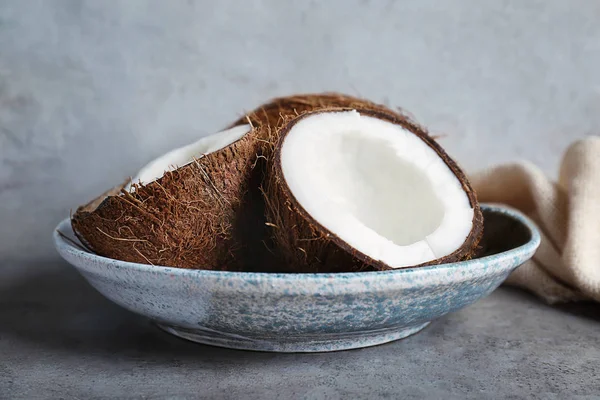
[1,1,600,398]
[2,260,599,399]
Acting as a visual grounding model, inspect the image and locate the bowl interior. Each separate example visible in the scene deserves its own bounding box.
[476,207,533,258]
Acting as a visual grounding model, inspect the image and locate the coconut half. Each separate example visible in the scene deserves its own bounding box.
[71,124,259,270]
[268,109,483,272]
[127,125,250,188]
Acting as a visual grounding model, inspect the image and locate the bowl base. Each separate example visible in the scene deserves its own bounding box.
[156,322,431,353]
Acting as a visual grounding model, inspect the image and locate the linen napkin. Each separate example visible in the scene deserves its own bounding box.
[470,136,600,304]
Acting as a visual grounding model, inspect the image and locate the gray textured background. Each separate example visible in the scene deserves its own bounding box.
[2,0,600,262]
[1,1,599,398]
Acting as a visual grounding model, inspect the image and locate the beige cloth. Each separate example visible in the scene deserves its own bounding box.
[470,137,600,304]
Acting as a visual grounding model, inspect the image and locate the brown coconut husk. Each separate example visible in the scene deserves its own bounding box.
[230,92,402,147]
[71,131,260,270]
[265,108,484,273]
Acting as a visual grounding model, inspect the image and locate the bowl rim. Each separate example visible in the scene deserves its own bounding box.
[54,204,540,280]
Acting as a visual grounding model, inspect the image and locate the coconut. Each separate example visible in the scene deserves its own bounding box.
[71,124,259,270]
[265,108,483,272]
[72,93,482,273]
[223,93,406,271]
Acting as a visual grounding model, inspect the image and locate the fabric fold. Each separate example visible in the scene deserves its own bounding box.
[470,136,600,303]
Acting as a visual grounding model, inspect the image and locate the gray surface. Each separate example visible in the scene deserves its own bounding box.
[2,260,599,399]
[1,1,599,399]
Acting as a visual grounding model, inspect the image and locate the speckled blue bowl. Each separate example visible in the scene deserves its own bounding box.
[54,205,539,352]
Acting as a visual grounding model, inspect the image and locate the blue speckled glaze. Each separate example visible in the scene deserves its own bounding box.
[53,205,540,352]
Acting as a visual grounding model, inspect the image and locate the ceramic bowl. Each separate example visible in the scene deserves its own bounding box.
[53,205,540,352]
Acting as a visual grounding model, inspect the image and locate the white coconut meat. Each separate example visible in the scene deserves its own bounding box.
[280,111,474,268]
[128,124,251,188]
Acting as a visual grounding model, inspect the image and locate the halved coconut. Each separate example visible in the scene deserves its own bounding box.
[267,109,483,272]
[71,124,259,270]
[225,93,407,271]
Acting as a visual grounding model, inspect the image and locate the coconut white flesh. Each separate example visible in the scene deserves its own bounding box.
[280,111,474,268]
[128,124,251,188]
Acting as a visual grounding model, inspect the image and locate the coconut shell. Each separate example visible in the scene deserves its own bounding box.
[230,93,402,148]
[266,108,484,273]
[71,131,260,270]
